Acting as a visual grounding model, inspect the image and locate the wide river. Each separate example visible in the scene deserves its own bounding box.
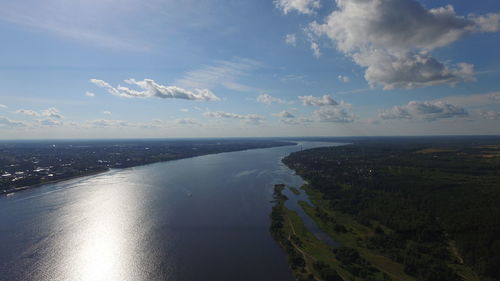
[0,141,339,281]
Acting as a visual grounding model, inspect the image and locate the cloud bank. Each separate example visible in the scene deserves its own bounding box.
[480,111,500,120]
[0,117,27,128]
[380,100,468,121]
[15,107,63,119]
[204,111,265,124]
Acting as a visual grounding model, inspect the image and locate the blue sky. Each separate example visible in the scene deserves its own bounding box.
[0,0,499,139]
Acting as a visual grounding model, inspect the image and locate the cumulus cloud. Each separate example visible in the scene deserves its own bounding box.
[176,118,200,125]
[90,119,132,128]
[379,106,413,120]
[257,94,286,105]
[273,110,296,118]
[308,0,500,89]
[204,111,265,124]
[85,91,95,97]
[338,75,350,83]
[312,106,355,123]
[275,0,320,15]
[15,109,39,117]
[273,110,301,124]
[41,107,62,119]
[480,110,500,120]
[0,116,27,128]
[38,118,62,126]
[285,33,297,46]
[353,50,475,89]
[379,100,468,121]
[15,107,62,119]
[310,41,321,58]
[299,95,338,106]
[90,78,220,101]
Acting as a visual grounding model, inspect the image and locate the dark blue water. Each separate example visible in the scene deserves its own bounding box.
[0,142,341,281]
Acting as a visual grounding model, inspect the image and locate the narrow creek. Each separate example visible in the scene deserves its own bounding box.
[282,185,340,247]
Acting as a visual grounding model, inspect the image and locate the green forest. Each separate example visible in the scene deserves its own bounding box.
[282,138,500,281]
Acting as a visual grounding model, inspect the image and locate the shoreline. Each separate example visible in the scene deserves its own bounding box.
[1,142,296,196]
[2,168,109,196]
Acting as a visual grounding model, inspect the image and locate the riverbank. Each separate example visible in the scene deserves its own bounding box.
[270,184,345,281]
[1,140,295,196]
[2,168,109,196]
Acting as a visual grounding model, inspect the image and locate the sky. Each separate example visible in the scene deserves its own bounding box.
[0,0,499,139]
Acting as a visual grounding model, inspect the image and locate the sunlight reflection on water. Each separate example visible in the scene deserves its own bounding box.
[0,141,341,281]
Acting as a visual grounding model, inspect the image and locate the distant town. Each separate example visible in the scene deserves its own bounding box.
[0,139,293,193]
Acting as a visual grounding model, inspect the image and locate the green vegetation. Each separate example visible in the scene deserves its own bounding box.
[271,184,344,281]
[282,139,500,281]
[289,186,301,195]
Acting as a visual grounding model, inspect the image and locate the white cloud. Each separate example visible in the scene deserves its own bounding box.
[204,111,265,124]
[257,94,286,105]
[0,104,7,109]
[312,106,355,123]
[337,75,350,83]
[85,92,96,97]
[176,59,262,93]
[180,108,189,112]
[309,0,500,89]
[379,105,413,120]
[41,107,62,119]
[480,110,500,120]
[470,13,500,32]
[15,108,62,119]
[176,118,200,125]
[90,119,132,128]
[285,33,297,46]
[274,0,320,15]
[299,95,338,106]
[273,110,296,118]
[310,41,321,58]
[102,111,112,115]
[380,100,468,121]
[38,118,62,126]
[15,109,39,117]
[353,50,475,89]
[0,116,27,128]
[90,78,220,101]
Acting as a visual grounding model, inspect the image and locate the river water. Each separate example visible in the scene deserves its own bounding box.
[0,141,340,281]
